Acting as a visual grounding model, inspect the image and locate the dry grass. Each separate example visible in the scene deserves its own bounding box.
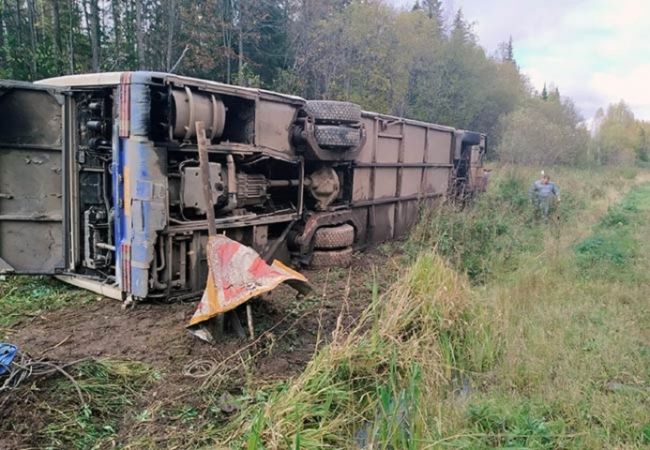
[217,252,481,449]
[214,165,650,449]
[434,168,650,449]
[3,165,648,449]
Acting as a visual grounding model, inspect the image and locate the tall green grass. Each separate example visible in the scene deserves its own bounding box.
[0,359,158,449]
[209,166,649,449]
[210,252,492,449]
[0,276,94,337]
[438,170,650,449]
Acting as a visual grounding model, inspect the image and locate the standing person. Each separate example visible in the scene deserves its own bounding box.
[529,171,560,220]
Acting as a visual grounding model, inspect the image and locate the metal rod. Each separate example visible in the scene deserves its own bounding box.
[95,242,116,251]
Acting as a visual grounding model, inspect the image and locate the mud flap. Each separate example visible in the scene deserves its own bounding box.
[187,234,310,343]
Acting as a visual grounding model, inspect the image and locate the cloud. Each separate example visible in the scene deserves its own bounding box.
[388,0,650,120]
[591,64,650,119]
[516,0,650,119]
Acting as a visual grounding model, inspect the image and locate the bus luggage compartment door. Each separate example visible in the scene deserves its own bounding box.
[0,82,69,274]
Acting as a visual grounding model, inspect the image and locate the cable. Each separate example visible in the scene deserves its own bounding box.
[0,347,92,409]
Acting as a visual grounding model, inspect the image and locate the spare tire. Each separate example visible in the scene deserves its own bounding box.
[304,100,362,124]
[314,125,361,149]
[313,224,355,249]
[461,131,482,146]
[310,247,353,269]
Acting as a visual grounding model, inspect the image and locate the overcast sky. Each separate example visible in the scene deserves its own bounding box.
[389,0,650,121]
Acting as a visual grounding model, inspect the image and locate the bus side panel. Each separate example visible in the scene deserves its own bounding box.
[351,114,454,247]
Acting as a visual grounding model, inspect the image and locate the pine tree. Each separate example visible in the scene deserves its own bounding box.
[422,0,442,21]
[450,9,471,44]
[541,83,548,101]
[498,35,514,61]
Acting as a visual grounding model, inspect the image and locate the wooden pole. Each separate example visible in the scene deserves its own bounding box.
[196,121,224,337]
[196,121,217,238]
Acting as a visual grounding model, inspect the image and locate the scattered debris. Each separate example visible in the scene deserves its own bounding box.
[0,343,91,408]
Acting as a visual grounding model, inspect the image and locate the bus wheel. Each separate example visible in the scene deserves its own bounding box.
[310,247,353,269]
[313,224,355,249]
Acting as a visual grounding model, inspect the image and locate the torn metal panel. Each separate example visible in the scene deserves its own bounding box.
[188,234,309,341]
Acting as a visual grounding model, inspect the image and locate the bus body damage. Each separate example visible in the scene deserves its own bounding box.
[0,72,487,302]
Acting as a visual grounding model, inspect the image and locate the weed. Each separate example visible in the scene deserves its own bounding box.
[4,359,158,449]
[3,166,649,449]
[408,171,544,283]
[214,167,650,449]
[0,276,94,333]
[205,250,496,449]
[463,399,568,449]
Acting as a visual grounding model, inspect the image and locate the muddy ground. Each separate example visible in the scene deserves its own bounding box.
[0,245,402,448]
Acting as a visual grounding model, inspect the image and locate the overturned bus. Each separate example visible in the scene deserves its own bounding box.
[0,72,486,302]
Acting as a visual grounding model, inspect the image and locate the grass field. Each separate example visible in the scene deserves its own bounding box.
[1,166,648,449]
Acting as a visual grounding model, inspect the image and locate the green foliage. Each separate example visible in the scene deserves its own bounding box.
[1,0,647,167]
[635,127,649,162]
[43,360,157,449]
[497,96,591,165]
[408,171,542,283]
[214,251,488,449]
[0,276,94,332]
[575,233,635,267]
[592,101,649,165]
[0,0,530,145]
[465,400,567,449]
[0,359,158,449]
[575,183,650,281]
[213,167,649,449]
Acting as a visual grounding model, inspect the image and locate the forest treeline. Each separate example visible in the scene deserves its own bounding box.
[0,0,647,165]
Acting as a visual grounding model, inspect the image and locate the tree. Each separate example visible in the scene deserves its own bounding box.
[421,0,444,35]
[498,35,514,63]
[498,96,590,165]
[636,128,648,162]
[2,0,626,170]
[88,0,101,71]
[594,101,642,164]
[450,9,473,45]
[541,83,548,101]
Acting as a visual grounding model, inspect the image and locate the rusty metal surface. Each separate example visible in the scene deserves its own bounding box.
[255,99,298,156]
[308,166,340,210]
[196,121,217,237]
[349,111,457,248]
[292,210,354,255]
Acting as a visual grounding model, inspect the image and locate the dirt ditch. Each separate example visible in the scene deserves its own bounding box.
[0,245,402,448]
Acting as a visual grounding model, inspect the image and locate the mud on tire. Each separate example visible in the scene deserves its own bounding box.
[304,100,362,124]
[313,224,355,249]
[310,247,353,269]
[314,124,361,148]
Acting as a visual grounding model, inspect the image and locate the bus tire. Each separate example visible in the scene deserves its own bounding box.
[310,247,353,269]
[313,224,355,249]
[304,100,362,124]
[314,125,361,148]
